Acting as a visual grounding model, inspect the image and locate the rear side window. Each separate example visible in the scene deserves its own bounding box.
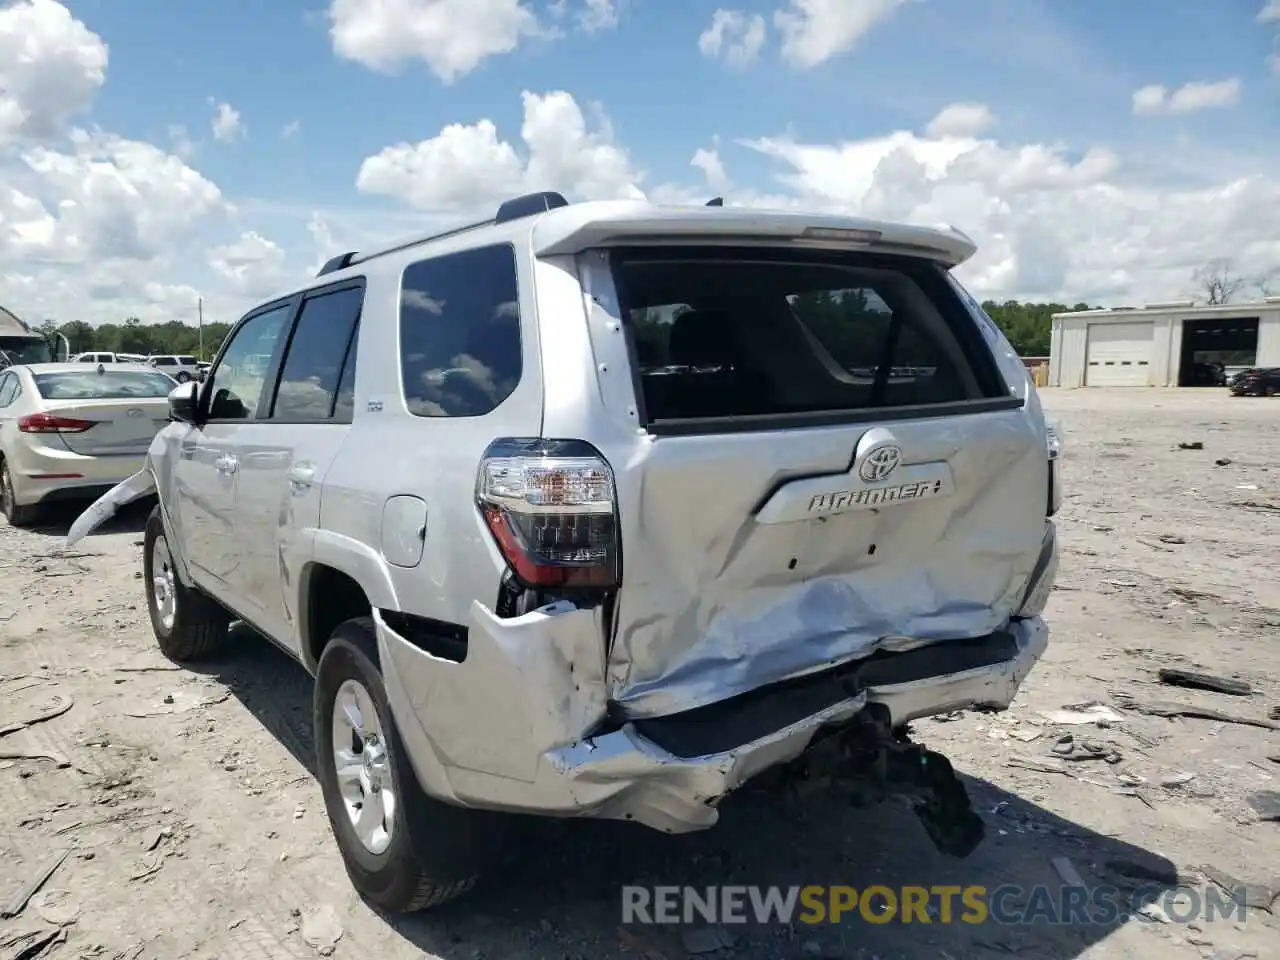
[0,374,16,407]
[269,285,363,422]
[33,371,176,399]
[399,243,522,418]
[616,247,1004,427]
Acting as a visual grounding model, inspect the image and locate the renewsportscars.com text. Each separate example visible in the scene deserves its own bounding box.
[621,884,1249,926]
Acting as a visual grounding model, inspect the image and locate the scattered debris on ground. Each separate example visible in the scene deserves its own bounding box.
[0,390,1277,959]
[1157,667,1253,697]
[0,851,67,920]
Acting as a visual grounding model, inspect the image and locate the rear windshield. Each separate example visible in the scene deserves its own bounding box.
[34,371,177,400]
[615,247,1006,428]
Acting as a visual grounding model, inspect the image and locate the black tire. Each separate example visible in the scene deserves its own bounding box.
[143,505,229,660]
[314,618,505,913]
[0,457,41,527]
[175,371,191,383]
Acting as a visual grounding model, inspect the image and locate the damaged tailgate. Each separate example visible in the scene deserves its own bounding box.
[597,245,1049,719]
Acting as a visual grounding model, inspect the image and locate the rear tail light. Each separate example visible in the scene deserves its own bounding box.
[476,438,620,588]
[18,413,94,433]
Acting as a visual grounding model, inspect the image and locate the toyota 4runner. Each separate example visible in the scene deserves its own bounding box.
[67,192,1062,913]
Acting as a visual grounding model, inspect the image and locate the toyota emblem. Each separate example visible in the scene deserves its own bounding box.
[858,444,902,483]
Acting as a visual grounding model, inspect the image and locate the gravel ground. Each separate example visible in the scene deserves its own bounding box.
[1,388,1277,960]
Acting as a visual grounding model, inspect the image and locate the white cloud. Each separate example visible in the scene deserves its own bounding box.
[305,212,342,275]
[774,0,905,69]
[328,0,545,82]
[1261,2,1280,73]
[1131,85,1167,116]
[356,89,643,210]
[210,100,244,142]
[691,147,730,192]
[281,119,301,138]
[14,130,223,263]
[546,0,623,32]
[168,124,195,159]
[577,0,621,32]
[699,9,767,68]
[0,0,108,143]
[3,2,1278,335]
[0,4,241,327]
[925,102,997,139]
[209,231,287,297]
[1132,78,1241,116]
[736,128,1279,303]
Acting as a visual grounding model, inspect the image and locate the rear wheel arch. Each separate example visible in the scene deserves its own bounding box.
[301,562,374,672]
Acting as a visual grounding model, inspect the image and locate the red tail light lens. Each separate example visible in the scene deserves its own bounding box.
[476,439,619,588]
[18,413,94,433]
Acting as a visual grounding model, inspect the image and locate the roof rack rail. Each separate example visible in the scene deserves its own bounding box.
[342,217,496,271]
[316,252,358,277]
[495,191,569,224]
[705,197,724,207]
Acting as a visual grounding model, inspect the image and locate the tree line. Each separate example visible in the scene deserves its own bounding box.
[41,299,1073,362]
[34,317,232,361]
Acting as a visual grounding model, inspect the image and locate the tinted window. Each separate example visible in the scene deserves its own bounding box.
[399,244,522,418]
[0,374,16,407]
[177,356,197,365]
[270,286,363,421]
[34,371,176,399]
[153,357,175,366]
[206,304,292,420]
[620,248,998,424]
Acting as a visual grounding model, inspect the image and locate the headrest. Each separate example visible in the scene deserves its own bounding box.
[668,310,736,367]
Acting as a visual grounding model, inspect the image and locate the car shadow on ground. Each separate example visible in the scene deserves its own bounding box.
[197,628,1187,960]
[14,496,153,541]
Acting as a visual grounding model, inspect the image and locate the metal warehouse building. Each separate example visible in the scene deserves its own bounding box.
[1049,298,1280,387]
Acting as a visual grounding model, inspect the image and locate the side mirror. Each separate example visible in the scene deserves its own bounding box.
[168,382,199,423]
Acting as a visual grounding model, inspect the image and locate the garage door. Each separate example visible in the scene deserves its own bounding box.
[1085,322,1154,386]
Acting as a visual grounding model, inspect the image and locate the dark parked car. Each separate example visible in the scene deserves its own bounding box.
[1229,367,1280,396]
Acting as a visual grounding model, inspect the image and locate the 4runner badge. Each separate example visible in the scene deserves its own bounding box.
[751,427,954,523]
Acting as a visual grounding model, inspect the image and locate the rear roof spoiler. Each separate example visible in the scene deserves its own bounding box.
[529,202,977,267]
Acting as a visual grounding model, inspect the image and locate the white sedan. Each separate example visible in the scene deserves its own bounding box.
[0,362,177,526]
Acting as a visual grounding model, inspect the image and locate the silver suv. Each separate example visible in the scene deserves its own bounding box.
[67,192,1061,912]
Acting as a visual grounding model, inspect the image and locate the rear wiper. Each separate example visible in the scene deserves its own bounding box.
[869,312,905,406]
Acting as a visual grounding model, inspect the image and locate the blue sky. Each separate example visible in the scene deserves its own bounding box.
[2,0,1278,326]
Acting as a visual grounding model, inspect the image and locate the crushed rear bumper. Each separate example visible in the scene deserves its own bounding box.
[379,609,1048,834]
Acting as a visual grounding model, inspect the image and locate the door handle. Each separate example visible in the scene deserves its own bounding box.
[287,463,315,492]
[215,454,238,476]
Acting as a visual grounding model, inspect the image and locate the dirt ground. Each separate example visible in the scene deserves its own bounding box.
[1,388,1278,960]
